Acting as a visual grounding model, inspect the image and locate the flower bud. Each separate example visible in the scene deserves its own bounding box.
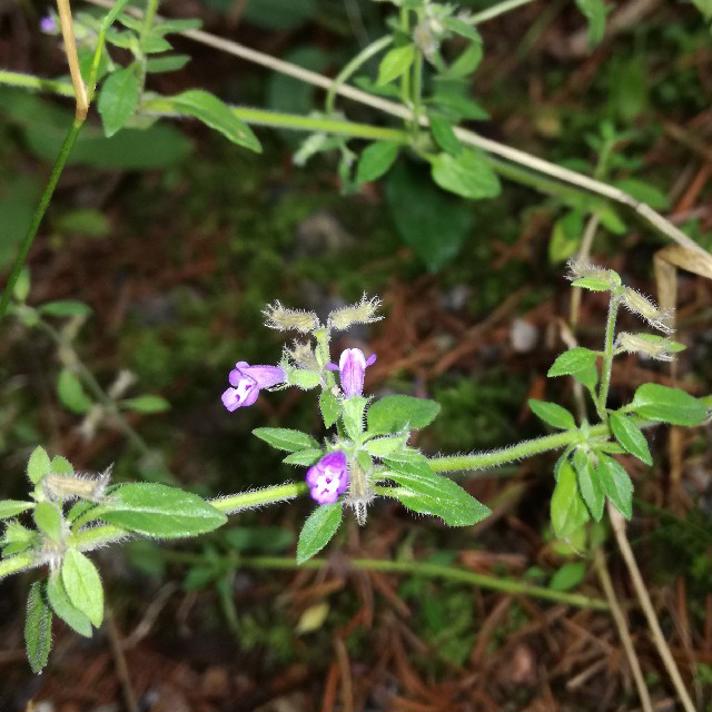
[328,348,377,398]
[328,295,382,332]
[286,341,319,371]
[616,332,684,362]
[622,288,674,334]
[43,466,112,503]
[566,259,621,288]
[263,302,320,333]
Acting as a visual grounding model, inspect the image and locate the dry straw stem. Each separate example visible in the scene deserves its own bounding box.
[56,0,89,119]
[593,548,653,712]
[608,504,696,712]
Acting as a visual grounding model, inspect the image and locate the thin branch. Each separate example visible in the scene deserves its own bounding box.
[469,0,538,25]
[593,548,653,712]
[609,505,697,712]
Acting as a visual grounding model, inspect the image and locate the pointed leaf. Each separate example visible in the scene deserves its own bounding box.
[573,449,604,521]
[550,459,590,539]
[27,446,51,484]
[253,427,319,452]
[356,141,399,184]
[101,483,227,538]
[0,500,34,520]
[431,149,500,200]
[296,504,342,564]
[25,582,53,674]
[367,395,440,434]
[98,65,142,137]
[62,549,104,628]
[597,455,633,519]
[47,573,93,637]
[609,412,652,465]
[377,44,416,85]
[630,383,707,426]
[547,347,599,391]
[529,399,576,430]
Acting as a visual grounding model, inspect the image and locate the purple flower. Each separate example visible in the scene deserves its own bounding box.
[40,14,58,34]
[306,451,349,504]
[221,361,286,412]
[328,348,376,398]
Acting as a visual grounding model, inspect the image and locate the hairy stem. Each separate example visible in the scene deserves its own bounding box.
[596,294,621,421]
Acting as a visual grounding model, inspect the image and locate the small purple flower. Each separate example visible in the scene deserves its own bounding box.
[328,348,376,398]
[40,14,58,35]
[221,361,286,412]
[306,451,349,504]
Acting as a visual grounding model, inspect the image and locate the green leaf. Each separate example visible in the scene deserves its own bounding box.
[47,573,93,637]
[442,17,482,42]
[614,178,669,210]
[547,347,599,391]
[152,17,202,34]
[0,499,34,520]
[167,89,261,152]
[282,449,323,466]
[119,395,171,413]
[39,300,92,317]
[97,65,142,137]
[431,82,489,121]
[342,396,367,440]
[630,383,707,426]
[431,149,500,200]
[367,395,440,434]
[25,582,53,674]
[550,460,590,540]
[27,446,51,484]
[13,267,30,301]
[549,210,583,263]
[691,0,712,20]
[253,427,318,452]
[356,141,400,184]
[573,449,604,521]
[146,54,191,74]
[430,115,462,156]
[571,276,612,292]
[385,160,473,271]
[596,455,633,519]
[61,549,104,628]
[377,44,416,85]
[57,369,93,415]
[385,451,491,526]
[50,455,74,475]
[319,389,341,428]
[443,41,483,80]
[296,504,342,564]
[33,502,64,543]
[101,483,227,538]
[575,0,609,47]
[609,412,652,465]
[528,399,576,430]
[549,562,586,592]
[364,435,407,458]
[290,369,321,390]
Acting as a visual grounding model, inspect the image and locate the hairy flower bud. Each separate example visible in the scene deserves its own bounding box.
[42,466,112,503]
[263,302,320,333]
[286,341,319,370]
[621,288,674,334]
[616,332,683,362]
[327,295,382,332]
[566,259,621,288]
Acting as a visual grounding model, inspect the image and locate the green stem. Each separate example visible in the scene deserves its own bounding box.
[140,0,160,43]
[430,425,606,473]
[87,0,133,99]
[213,482,308,514]
[596,295,621,422]
[325,35,393,116]
[399,6,411,111]
[411,49,424,131]
[162,552,609,611]
[0,69,76,97]
[0,120,83,320]
[469,0,537,25]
